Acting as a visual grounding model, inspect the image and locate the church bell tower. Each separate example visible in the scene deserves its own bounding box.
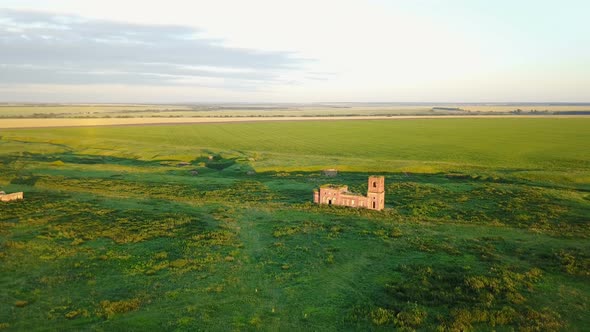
[367,176,385,210]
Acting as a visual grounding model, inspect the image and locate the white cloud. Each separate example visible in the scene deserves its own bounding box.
[0,0,589,102]
[0,9,304,90]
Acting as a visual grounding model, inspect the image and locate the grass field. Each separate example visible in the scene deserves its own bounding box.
[0,118,588,331]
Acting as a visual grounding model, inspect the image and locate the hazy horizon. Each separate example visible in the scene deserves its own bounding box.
[3,102,590,106]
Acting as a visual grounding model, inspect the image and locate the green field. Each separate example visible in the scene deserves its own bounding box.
[0,118,588,331]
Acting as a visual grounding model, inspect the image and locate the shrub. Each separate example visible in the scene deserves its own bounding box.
[249,315,262,327]
[396,304,427,328]
[14,300,28,308]
[381,264,558,330]
[70,238,84,246]
[326,254,335,264]
[154,252,168,260]
[555,249,590,277]
[370,307,396,325]
[169,259,189,268]
[98,298,141,319]
[65,309,88,319]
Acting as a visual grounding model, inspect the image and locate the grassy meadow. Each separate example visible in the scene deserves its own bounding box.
[0,118,589,331]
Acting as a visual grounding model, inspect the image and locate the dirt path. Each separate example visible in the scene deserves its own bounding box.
[1,114,588,129]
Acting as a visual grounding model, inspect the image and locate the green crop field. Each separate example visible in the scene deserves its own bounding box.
[0,118,588,331]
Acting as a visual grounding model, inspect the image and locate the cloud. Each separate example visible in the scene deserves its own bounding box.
[0,9,303,89]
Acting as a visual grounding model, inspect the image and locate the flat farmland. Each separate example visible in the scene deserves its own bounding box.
[0,104,193,118]
[2,118,588,185]
[2,103,589,120]
[0,118,588,331]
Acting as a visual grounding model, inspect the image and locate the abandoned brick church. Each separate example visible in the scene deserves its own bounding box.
[313,176,385,211]
[0,191,24,202]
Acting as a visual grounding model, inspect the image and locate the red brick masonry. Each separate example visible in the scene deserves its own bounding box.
[0,191,24,202]
[313,176,385,210]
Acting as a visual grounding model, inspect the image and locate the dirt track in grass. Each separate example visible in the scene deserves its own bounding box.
[1,114,589,129]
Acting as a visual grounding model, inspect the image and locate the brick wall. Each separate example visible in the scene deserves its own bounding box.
[315,176,385,211]
[0,192,24,202]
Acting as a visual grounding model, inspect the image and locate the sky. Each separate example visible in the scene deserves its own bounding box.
[0,0,589,103]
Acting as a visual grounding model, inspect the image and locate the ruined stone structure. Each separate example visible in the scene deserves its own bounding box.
[0,191,24,202]
[313,176,385,210]
[322,169,338,177]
